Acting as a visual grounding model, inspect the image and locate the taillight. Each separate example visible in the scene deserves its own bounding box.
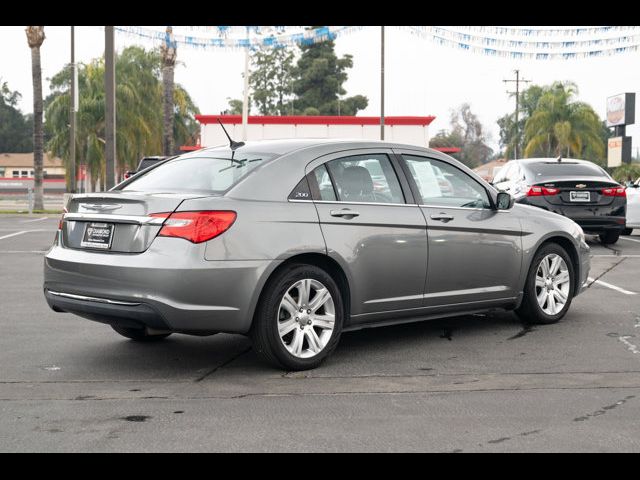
[58,207,68,230]
[150,211,237,243]
[601,187,626,197]
[527,186,559,196]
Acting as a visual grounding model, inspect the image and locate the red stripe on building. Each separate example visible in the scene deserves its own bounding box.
[196,114,435,126]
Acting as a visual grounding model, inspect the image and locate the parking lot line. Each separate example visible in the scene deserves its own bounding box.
[619,236,640,244]
[587,277,637,295]
[0,231,29,241]
[19,217,49,223]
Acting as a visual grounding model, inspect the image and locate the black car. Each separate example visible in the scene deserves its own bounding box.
[124,156,169,180]
[493,158,626,245]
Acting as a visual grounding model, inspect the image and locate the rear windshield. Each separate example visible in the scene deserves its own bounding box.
[527,162,609,178]
[122,152,275,194]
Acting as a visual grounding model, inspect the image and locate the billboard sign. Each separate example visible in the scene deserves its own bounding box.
[606,93,635,127]
[607,136,632,167]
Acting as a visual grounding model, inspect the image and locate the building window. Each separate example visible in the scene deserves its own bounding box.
[12,171,20,178]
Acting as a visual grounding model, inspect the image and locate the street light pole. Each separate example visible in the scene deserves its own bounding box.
[69,26,76,193]
[380,25,385,141]
[104,26,116,190]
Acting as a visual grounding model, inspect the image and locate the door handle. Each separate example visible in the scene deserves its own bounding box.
[330,209,360,218]
[430,213,454,222]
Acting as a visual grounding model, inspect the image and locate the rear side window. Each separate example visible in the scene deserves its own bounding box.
[121,152,275,194]
[324,154,404,204]
[312,165,337,201]
[527,162,610,179]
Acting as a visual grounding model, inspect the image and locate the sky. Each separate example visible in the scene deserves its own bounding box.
[2,25,640,154]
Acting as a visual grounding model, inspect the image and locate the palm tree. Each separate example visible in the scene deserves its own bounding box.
[160,26,177,156]
[25,26,45,210]
[524,82,605,159]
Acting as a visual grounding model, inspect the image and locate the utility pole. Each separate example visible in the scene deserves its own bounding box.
[69,26,76,193]
[104,26,116,189]
[380,26,385,141]
[503,69,530,160]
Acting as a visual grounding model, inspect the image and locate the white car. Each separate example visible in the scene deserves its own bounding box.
[624,178,640,234]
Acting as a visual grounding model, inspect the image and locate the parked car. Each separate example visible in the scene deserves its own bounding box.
[623,177,640,235]
[44,140,590,370]
[123,156,169,180]
[492,158,626,245]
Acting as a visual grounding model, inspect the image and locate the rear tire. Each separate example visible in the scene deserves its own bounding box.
[622,228,633,236]
[599,231,620,245]
[111,325,171,341]
[516,243,574,325]
[251,263,344,371]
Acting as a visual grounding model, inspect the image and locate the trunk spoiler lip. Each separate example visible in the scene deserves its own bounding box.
[63,212,166,225]
[531,176,621,187]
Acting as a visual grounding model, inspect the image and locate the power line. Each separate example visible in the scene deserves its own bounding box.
[503,69,531,159]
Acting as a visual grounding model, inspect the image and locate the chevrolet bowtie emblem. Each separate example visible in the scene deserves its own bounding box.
[82,204,122,211]
[575,184,587,188]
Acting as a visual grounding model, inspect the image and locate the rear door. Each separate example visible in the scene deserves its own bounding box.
[306,149,428,318]
[396,151,522,307]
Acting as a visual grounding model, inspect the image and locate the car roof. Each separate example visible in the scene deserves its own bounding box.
[183,138,438,158]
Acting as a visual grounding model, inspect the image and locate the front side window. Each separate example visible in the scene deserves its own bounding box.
[403,155,491,209]
[323,154,404,204]
[121,151,276,194]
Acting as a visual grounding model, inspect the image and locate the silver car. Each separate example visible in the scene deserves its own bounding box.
[44,140,590,370]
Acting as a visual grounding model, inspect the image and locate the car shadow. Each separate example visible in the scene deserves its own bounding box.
[73,310,525,379]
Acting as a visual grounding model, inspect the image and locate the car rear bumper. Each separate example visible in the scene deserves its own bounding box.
[43,237,278,334]
[571,218,626,234]
[517,197,626,234]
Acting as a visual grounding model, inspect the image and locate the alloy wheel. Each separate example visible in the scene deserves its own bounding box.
[535,253,571,315]
[278,279,335,358]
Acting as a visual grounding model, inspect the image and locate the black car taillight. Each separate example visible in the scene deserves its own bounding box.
[601,187,626,197]
[527,186,559,196]
[150,211,237,243]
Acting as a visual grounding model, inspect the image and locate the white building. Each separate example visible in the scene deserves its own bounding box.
[190,115,436,150]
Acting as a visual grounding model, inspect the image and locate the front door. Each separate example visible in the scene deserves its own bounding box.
[397,152,522,307]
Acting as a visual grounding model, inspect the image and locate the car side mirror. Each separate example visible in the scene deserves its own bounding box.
[496,191,514,210]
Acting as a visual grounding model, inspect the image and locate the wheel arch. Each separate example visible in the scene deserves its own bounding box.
[532,235,581,297]
[249,253,351,332]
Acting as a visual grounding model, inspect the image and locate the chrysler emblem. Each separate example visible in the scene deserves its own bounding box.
[575,184,587,188]
[82,203,122,211]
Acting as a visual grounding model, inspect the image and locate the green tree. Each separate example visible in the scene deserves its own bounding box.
[524,81,605,159]
[292,38,368,115]
[430,103,493,168]
[0,80,32,152]
[497,84,545,159]
[249,47,295,115]
[610,163,640,184]
[45,46,199,190]
[224,98,249,115]
[26,26,45,209]
[161,26,177,155]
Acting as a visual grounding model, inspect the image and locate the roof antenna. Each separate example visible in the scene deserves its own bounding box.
[556,155,562,163]
[217,118,245,151]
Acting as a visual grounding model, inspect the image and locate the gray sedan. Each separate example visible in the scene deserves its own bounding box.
[44,140,590,370]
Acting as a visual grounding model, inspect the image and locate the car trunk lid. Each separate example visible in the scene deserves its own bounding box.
[531,176,622,206]
[62,192,209,253]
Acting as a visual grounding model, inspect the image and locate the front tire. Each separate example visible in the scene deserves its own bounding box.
[111,325,171,341]
[622,228,633,236]
[599,231,620,244]
[251,264,344,371]
[516,243,574,325]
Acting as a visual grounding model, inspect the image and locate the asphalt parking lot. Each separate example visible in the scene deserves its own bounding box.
[1,215,639,452]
